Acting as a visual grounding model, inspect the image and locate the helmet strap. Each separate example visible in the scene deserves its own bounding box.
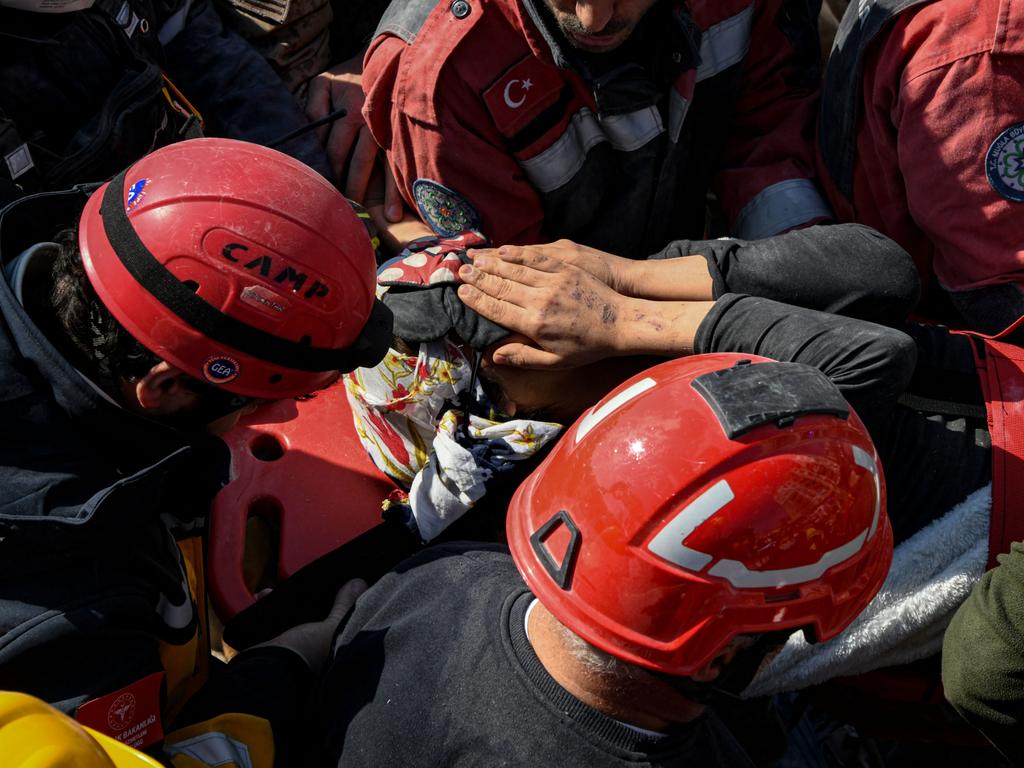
[460,350,485,438]
[434,348,485,441]
[650,630,794,706]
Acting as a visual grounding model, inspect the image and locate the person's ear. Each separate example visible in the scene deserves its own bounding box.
[689,658,723,684]
[689,639,749,683]
[132,361,198,414]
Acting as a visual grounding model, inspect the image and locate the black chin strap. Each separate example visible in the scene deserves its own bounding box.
[651,630,796,706]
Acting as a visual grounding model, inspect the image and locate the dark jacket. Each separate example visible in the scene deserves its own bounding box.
[321,543,757,767]
[0,0,329,201]
[0,189,229,715]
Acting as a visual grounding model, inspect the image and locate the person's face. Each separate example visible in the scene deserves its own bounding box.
[541,0,658,52]
[122,361,266,434]
[479,336,652,422]
[204,400,263,435]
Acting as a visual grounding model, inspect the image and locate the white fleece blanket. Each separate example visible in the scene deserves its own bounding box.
[744,484,991,698]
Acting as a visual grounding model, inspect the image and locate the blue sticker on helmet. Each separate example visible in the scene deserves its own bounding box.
[202,356,240,384]
[125,178,150,213]
[411,179,481,238]
[986,123,1024,203]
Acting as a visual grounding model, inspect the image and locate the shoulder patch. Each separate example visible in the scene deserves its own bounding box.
[482,56,565,138]
[986,122,1024,203]
[412,179,481,236]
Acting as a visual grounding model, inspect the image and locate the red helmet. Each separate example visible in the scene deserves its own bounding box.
[78,138,391,400]
[508,353,892,676]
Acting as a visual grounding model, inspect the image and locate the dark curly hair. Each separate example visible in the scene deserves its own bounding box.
[48,225,160,398]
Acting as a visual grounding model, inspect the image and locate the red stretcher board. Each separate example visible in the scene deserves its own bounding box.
[208,382,398,619]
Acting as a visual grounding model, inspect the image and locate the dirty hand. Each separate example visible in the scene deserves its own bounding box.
[457,246,631,369]
[306,53,402,221]
[479,240,641,295]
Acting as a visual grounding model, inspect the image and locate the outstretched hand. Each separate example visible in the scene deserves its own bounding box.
[306,53,402,221]
[457,243,631,369]
[498,239,639,294]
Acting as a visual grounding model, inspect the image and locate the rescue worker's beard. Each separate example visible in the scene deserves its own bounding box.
[555,12,632,40]
[540,0,637,52]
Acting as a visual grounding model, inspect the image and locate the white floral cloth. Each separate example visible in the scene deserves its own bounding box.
[345,339,561,541]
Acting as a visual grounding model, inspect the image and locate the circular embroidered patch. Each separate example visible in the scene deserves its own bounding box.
[202,355,240,384]
[412,179,481,237]
[986,122,1024,203]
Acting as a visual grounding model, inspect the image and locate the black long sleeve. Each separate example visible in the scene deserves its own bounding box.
[694,293,917,436]
[653,224,919,326]
[695,294,990,543]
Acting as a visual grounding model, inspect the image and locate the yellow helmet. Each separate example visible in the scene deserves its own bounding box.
[0,692,163,767]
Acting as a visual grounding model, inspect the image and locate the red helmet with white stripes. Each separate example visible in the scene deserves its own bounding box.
[507,353,892,676]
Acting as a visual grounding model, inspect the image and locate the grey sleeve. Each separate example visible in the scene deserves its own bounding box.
[162,0,332,179]
[651,223,920,327]
[694,294,917,434]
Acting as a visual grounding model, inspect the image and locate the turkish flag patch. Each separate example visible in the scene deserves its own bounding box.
[483,56,563,137]
[76,672,165,750]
